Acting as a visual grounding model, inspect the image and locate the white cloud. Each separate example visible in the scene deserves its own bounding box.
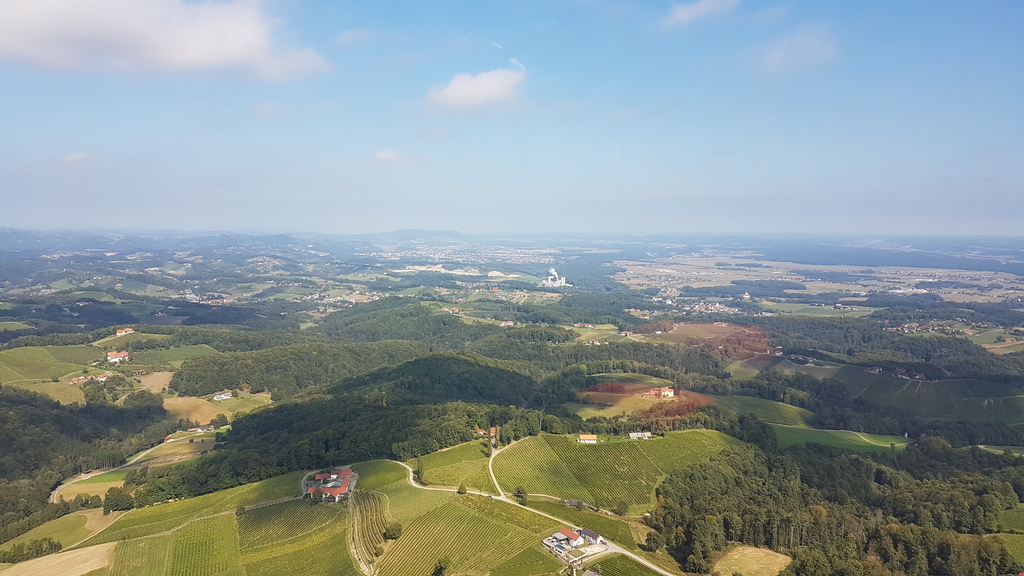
[758,26,837,74]
[0,0,329,80]
[58,153,94,164]
[427,69,525,109]
[510,57,526,72]
[373,149,405,162]
[664,0,738,28]
[336,29,375,47]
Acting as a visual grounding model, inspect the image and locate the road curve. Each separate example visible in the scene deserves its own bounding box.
[389,459,680,576]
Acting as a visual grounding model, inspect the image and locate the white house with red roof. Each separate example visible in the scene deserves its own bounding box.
[305,468,356,502]
[107,351,130,363]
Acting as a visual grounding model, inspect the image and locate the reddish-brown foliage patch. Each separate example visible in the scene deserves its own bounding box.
[639,391,716,418]
[581,382,654,395]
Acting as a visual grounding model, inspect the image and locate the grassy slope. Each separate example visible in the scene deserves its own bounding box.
[712,545,792,576]
[771,425,909,453]
[0,347,86,382]
[132,345,220,367]
[494,430,739,512]
[713,395,815,426]
[408,439,496,494]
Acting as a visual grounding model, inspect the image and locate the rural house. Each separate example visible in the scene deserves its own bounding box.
[107,351,129,363]
[577,434,597,444]
[628,432,653,440]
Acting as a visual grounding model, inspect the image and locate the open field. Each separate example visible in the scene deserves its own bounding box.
[408,439,495,494]
[3,381,85,404]
[589,373,674,387]
[79,471,301,545]
[987,341,1024,355]
[494,430,739,512]
[0,322,31,331]
[1,543,115,576]
[712,545,792,576]
[713,395,814,427]
[0,510,112,552]
[567,389,711,420]
[759,301,876,317]
[655,322,766,342]
[994,534,1024,564]
[771,425,910,453]
[132,345,220,367]
[139,371,173,393]
[0,346,87,382]
[350,460,407,491]
[163,397,229,424]
[528,500,639,550]
[999,504,1024,532]
[585,553,664,576]
[47,345,103,365]
[211,393,272,415]
[93,332,173,348]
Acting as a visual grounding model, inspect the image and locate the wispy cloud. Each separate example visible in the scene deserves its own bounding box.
[58,153,94,164]
[509,57,526,72]
[336,29,375,47]
[758,26,837,74]
[0,0,329,80]
[664,0,739,28]
[427,69,526,109]
[373,149,405,162]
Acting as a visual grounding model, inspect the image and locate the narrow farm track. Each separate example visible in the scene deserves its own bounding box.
[389,459,681,576]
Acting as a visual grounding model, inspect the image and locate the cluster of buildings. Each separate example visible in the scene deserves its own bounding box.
[70,372,115,385]
[107,351,130,363]
[305,468,356,502]
[213,392,234,401]
[541,268,571,288]
[641,387,675,398]
[542,527,604,563]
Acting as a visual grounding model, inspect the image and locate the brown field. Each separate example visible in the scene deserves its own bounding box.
[138,371,173,393]
[713,545,792,576]
[0,542,115,576]
[163,397,226,424]
[81,509,119,533]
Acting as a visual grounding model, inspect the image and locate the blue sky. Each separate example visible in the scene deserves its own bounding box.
[1,0,1021,235]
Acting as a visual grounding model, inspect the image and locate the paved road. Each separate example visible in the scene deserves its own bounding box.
[391,457,681,576]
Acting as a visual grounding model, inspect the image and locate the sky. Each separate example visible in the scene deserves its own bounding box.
[0,0,1022,236]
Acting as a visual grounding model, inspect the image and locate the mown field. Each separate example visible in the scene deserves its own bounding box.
[163,397,232,424]
[493,430,739,512]
[713,395,815,427]
[0,321,32,332]
[0,510,114,552]
[712,545,792,576]
[771,425,910,453]
[407,439,495,494]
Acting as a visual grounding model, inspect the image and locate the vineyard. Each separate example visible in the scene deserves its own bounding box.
[587,554,664,576]
[374,497,552,576]
[350,491,388,572]
[110,535,174,576]
[167,515,243,576]
[237,499,342,551]
[493,431,737,511]
[80,472,303,545]
[489,546,564,576]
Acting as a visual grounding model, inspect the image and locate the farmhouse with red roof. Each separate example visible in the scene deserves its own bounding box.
[304,467,357,502]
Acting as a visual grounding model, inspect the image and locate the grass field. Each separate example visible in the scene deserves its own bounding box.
[409,439,496,494]
[713,395,815,426]
[132,345,220,367]
[0,347,87,382]
[350,460,408,491]
[80,471,302,545]
[0,510,108,552]
[139,372,173,393]
[93,333,173,348]
[759,302,875,318]
[163,397,230,424]
[0,543,115,576]
[494,430,739,512]
[0,322,31,331]
[995,533,1024,564]
[585,554,663,576]
[712,545,792,576]
[589,373,675,387]
[771,425,910,453]
[999,504,1024,532]
[3,380,85,404]
[47,345,103,365]
[210,393,272,415]
[528,500,638,550]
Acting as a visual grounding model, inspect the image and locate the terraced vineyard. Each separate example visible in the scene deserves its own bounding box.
[489,546,563,576]
[350,491,387,571]
[713,395,815,427]
[587,554,664,576]
[110,535,174,576]
[494,431,738,511]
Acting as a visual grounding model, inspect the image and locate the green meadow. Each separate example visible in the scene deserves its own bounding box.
[713,395,815,427]
[771,425,910,453]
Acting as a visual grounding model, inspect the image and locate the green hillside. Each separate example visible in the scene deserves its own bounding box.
[408,439,495,494]
[493,430,739,512]
[0,347,87,382]
[713,395,814,426]
[771,425,910,453]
